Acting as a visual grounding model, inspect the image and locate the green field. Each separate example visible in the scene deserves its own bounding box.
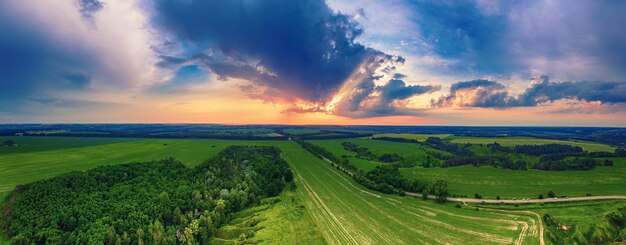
[307,138,626,199]
[309,138,449,171]
[280,141,540,244]
[476,200,626,243]
[450,136,615,152]
[403,157,626,199]
[283,129,322,135]
[0,137,542,244]
[0,136,138,154]
[373,133,453,141]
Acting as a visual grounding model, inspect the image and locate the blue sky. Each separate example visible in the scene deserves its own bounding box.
[0,0,625,125]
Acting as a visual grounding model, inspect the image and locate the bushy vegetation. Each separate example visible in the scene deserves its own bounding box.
[532,157,601,171]
[442,156,527,170]
[0,146,292,244]
[514,144,583,156]
[341,141,415,167]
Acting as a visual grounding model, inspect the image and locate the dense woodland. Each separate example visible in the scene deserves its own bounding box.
[0,146,293,244]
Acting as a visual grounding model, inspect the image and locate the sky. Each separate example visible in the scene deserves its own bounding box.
[1,0,625,126]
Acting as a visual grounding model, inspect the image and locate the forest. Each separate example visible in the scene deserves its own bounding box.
[0,146,293,244]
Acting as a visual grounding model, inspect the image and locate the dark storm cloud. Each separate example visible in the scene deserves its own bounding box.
[403,0,626,78]
[433,76,626,110]
[514,77,626,106]
[149,0,395,103]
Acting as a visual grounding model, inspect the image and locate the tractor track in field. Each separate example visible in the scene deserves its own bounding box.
[315,154,533,244]
[315,154,542,244]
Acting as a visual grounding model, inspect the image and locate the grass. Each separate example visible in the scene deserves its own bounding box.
[308,138,626,199]
[280,141,540,244]
[0,137,542,244]
[451,136,615,152]
[475,200,626,243]
[309,138,449,171]
[0,136,138,154]
[284,129,321,135]
[211,185,326,244]
[402,157,626,199]
[373,133,452,141]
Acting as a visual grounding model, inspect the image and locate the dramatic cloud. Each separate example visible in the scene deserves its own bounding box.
[433,76,626,111]
[148,0,398,105]
[397,0,626,79]
[432,80,509,108]
[0,0,156,113]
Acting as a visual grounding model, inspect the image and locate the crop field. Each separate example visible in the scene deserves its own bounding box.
[280,141,541,244]
[403,157,626,199]
[373,133,453,141]
[0,136,138,154]
[0,137,543,244]
[450,136,615,152]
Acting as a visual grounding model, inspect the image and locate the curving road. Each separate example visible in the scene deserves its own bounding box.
[405,192,626,203]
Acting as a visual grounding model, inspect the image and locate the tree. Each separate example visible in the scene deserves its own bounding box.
[431,180,449,203]
[151,220,165,244]
[137,228,145,245]
[547,190,556,198]
[538,194,544,199]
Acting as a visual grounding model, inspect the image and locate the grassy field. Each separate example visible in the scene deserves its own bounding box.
[284,129,321,135]
[450,136,615,152]
[211,186,326,244]
[0,136,138,154]
[307,138,626,199]
[309,138,449,171]
[476,200,626,243]
[0,137,542,244]
[403,157,626,199]
[373,133,453,141]
[280,141,540,244]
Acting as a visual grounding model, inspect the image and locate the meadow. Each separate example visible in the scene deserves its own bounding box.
[0,136,542,244]
[309,138,449,171]
[373,133,453,141]
[476,200,626,243]
[402,158,626,199]
[0,136,138,154]
[450,136,615,152]
[308,138,626,199]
